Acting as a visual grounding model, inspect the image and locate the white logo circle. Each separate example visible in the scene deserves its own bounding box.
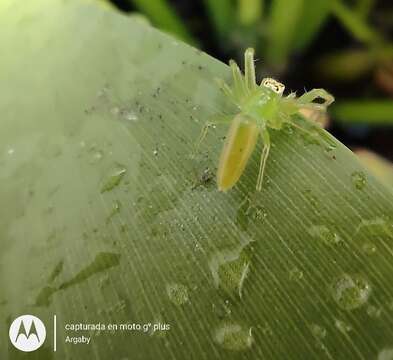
[9,315,46,352]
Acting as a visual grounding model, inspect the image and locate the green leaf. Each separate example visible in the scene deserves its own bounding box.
[1,1,393,359]
[332,100,393,124]
[130,0,196,45]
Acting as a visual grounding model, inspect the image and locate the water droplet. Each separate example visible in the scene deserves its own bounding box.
[153,149,159,156]
[236,198,267,230]
[7,148,15,155]
[325,143,337,153]
[308,225,341,245]
[362,242,377,255]
[209,243,252,299]
[351,171,367,190]
[356,217,392,238]
[378,348,393,360]
[166,283,189,306]
[310,323,326,339]
[97,85,109,98]
[250,206,267,221]
[123,111,138,121]
[367,305,382,318]
[101,165,127,193]
[214,322,253,351]
[331,273,371,310]
[289,267,303,281]
[36,252,120,306]
[111,106,120,115]
[106,200,121,223]
[334,319,352,333]
[89,150,103,164]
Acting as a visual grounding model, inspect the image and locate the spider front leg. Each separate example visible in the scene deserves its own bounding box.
[193,115,233,158]
[297,88,334,111]
[256,128,271,191]
[244,48,256,90]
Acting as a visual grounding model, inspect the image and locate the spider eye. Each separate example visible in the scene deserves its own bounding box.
[261,78,285,95]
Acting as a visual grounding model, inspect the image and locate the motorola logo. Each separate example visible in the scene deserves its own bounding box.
[9,315,46,352]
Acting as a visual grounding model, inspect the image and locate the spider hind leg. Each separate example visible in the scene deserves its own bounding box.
[297,88,334,111]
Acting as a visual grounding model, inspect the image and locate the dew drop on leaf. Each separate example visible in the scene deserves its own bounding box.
[101,165,127,193]
[310,323,326,339]
[308,225,341,245]
[334,319,352,333]
[166,283,189,306]
[90,150,104,164]
[214,322,253,351]
[362,242,377,255]
[331,273,371,310]
[351,171,367,190]
[209,243,252,299]
[367,305,382,318]
[289,267,303,281]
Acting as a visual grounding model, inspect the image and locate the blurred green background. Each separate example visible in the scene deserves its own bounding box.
[107,0,393,187]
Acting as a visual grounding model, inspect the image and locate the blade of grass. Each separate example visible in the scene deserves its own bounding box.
[330,0,382,45]
[238,0,264,26]
[130,0,196,44]
[316,45,393,82]
[203,0,234,39]
[355,0,375,19]
[316,49,376,81]
[292,0,331,51]
[332,100,393,124]
[265,0,304,67]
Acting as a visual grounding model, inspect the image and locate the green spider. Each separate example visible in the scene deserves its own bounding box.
[196,48,334,192]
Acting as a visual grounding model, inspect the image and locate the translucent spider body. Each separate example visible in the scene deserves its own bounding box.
[197,48,334,192]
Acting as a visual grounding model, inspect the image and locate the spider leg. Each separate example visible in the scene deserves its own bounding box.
[229,60,247,99]
[297,88,334,110]
[192,115,233,158]
[289,120,319,137]
[215,78,238,105]
[256,128,271,191]
[290,119,337,149]
[244,48,256,91]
